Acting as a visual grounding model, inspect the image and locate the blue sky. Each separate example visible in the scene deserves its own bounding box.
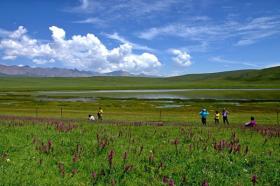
[0,0,280,76]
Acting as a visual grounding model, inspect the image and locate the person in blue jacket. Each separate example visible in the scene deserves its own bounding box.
[199,108,209,125]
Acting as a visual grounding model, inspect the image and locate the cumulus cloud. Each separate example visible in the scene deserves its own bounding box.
[0,27,53,60]
[49,26,66,40]
[9,26,27,38]
[0,26,161,74]
[170,49,192,66]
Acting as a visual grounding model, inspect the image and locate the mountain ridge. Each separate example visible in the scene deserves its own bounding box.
[0,64,279,81]
[0,64,150,77]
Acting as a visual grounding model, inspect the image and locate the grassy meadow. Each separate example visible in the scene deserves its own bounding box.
[0,66,280,91]
[0,120,279,185]
[0,87,280,125]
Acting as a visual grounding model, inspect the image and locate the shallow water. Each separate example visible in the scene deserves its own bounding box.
[38,88,280,94]
[118,94,188,100]
[34,88,280,100]
[156,104,184,109]
[1,89,279,101]
[37,97,96,102]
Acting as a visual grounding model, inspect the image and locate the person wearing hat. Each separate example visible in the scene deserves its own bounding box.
[199,108,209,125]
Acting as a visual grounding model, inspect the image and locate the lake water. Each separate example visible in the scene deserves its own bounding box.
[35,89,280,101]
[38,88,280,94]
[156,104,184,108]
[38,97,96,102]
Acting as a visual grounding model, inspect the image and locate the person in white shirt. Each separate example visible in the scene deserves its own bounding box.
[88,114,95,121]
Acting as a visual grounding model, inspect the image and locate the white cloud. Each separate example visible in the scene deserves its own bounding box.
[129,0,176,16]
[235,30,279,46]
[139,23,228,41]
[73,17,106,26]
[138,16,280,46]
[73,0,178,15]
[138,22,214,40]
[0,27,53,59]
[0,26,161,74]
[67,0,183,25]
[33,58,55,65]
[49,26,66,41]
[105,32,155,52]
[9,26,27,39]
[105,32,127,44]
[170,49,192,66]
[210,56,261,68]
[80,0,90,10]
[265,63,280,68]
[66,0,97,13]
[139,28,160,40]
[238,17,279,31]
[2,55,17,60]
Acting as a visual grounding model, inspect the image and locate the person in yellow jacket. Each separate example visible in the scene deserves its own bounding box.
[214,111,220,124]
[97,107,103,121]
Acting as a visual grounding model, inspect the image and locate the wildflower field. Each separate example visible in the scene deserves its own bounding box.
[0,117,279,185]
[1,0,280,184]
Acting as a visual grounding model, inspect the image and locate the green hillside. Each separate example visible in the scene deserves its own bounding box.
[0,66,279,91]
[168,66,280,81]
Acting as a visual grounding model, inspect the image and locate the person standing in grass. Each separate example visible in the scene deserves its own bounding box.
[222,108,229,124]
[214,111,220,124]
[97,107,103,121]
[199,108,209,125]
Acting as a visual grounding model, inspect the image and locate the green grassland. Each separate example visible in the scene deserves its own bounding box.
[0,121,279,185]
[0,66,280,91]
[0,90,280,125]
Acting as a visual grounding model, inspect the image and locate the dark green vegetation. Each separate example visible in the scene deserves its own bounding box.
[0,120,280,185]
[0,66,279,91]
[171,66,280,82]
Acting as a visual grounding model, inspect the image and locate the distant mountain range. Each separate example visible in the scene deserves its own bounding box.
[0,64,150,77]
[1,64,279,80]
